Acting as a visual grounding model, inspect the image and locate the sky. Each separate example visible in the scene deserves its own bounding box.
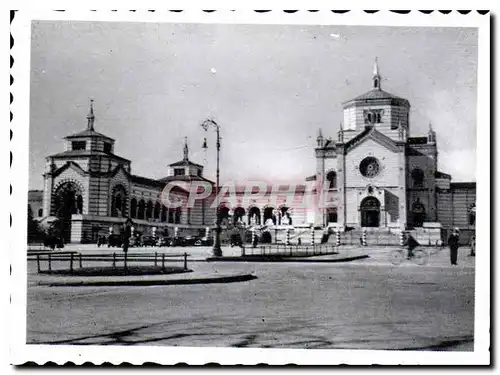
[29,21,478,190]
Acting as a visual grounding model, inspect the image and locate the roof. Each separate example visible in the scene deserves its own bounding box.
[130,174,166,188]
[49,150,130,162]
[169,159,204,168]
[435,171,452,179]
[305,175,317,181]
[407,137,428,145]
[450,182,476,189]
[344,88,410,107]
[157,175,214,184]
[65,129,115,141]
[343,127,400,151]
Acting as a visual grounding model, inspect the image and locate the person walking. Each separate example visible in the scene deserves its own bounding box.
[407,233,419,260]
[448,228,460,265]
[122,218,133,254]
[469,234,476,257]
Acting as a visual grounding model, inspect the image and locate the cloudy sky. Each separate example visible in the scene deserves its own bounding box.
[29,21,478,189]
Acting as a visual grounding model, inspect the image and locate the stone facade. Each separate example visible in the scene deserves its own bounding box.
[28,62,476,244]
[311,60,475,242]
[31,101,217,243]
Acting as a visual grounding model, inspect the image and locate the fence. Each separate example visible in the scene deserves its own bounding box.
[28,251,189,274]
[246,243,338,257]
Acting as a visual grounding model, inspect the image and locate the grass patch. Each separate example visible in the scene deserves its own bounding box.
[39,266,189,277]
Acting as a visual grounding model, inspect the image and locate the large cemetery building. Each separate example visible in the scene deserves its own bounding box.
[28,61,476,244]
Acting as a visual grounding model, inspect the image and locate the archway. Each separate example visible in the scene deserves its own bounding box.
[130,198,137,219]
[411,198,426,227]
[233,207,246,225]
[360,197,380,227]
[218,205,230,225]
[137,200,145,220]
[52,181,83,242]
[263,207,277,226]
[111,185,127,217]
[326,171,337,189]
[280,206,292,225]
[248,206,261,225]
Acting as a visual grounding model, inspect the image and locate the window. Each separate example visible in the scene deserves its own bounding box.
[72,141,86,151]
[364,110,383,126]
[130,198,137,219]
[326,171,337,189]
[103,142,112,153]
[174,168,185,176]
[38,208,43,217]
[359,157,381,178]
[327,207,338,223]
[174,207,182,224]
[197,169,202,177]
[411,168,425,187]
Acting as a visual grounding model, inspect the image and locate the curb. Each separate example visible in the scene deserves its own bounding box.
[39,274,257,287]
[206,255,370,263]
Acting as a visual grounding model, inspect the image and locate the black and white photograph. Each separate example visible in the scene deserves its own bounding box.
[8,9,490,365]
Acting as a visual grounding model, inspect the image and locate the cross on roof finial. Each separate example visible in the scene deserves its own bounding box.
[87,99,95,131]
[183,136,189,161]
[372,57,381,90]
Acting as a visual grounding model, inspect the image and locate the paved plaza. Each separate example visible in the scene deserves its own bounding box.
[27,246,475,350]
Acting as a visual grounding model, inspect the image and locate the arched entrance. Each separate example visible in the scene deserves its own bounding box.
[52,182,83,242]
[233,207,246,225]
[411,198,426,227]
[248,206,261,225]
[360,197,380,227]
[218,205,230,226]
[263,207,277,225]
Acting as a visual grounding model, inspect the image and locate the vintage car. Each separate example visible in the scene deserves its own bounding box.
[43,235,64,250]
[156,237,170,247]
[107,234,123,248]
[141,236,157,247]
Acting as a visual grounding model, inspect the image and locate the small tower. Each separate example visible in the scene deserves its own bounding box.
[87,99,95,131]
[317,128,325,148]
[373,57,381,90]
[428,122,436,144]
[338,123,344,143]
[183,136,189,161]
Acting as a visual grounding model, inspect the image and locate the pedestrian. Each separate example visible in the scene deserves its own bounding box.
[407,233,419,260]
[122,218,133,254]
[448,228,460,265]
[469,234,476,257]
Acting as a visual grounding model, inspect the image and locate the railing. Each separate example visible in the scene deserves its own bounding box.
[246,243,338,257]
[27,252,189,274]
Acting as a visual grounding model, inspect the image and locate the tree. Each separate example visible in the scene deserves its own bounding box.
[27,205,43,242]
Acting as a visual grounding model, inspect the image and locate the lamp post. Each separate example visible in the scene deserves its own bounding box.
[201,118,223,256]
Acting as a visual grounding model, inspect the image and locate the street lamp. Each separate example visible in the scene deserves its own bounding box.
[201,118,223,257]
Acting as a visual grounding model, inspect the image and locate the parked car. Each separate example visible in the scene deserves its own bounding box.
[107,234,122,248]
[44,235,64,250]
[97,236,107,247]
[129,236,140,247]
[141,236,157,247]
[193,236,213,246]
[230,233,243,247]
[156,237,171,247]
[169,237,187,247]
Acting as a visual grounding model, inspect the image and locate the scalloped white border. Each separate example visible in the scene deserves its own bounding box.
[8,8,490,366]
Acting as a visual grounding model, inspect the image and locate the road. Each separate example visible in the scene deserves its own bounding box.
[27,247,475,350]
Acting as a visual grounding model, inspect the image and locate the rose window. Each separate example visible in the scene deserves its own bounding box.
[360,157,381,178]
